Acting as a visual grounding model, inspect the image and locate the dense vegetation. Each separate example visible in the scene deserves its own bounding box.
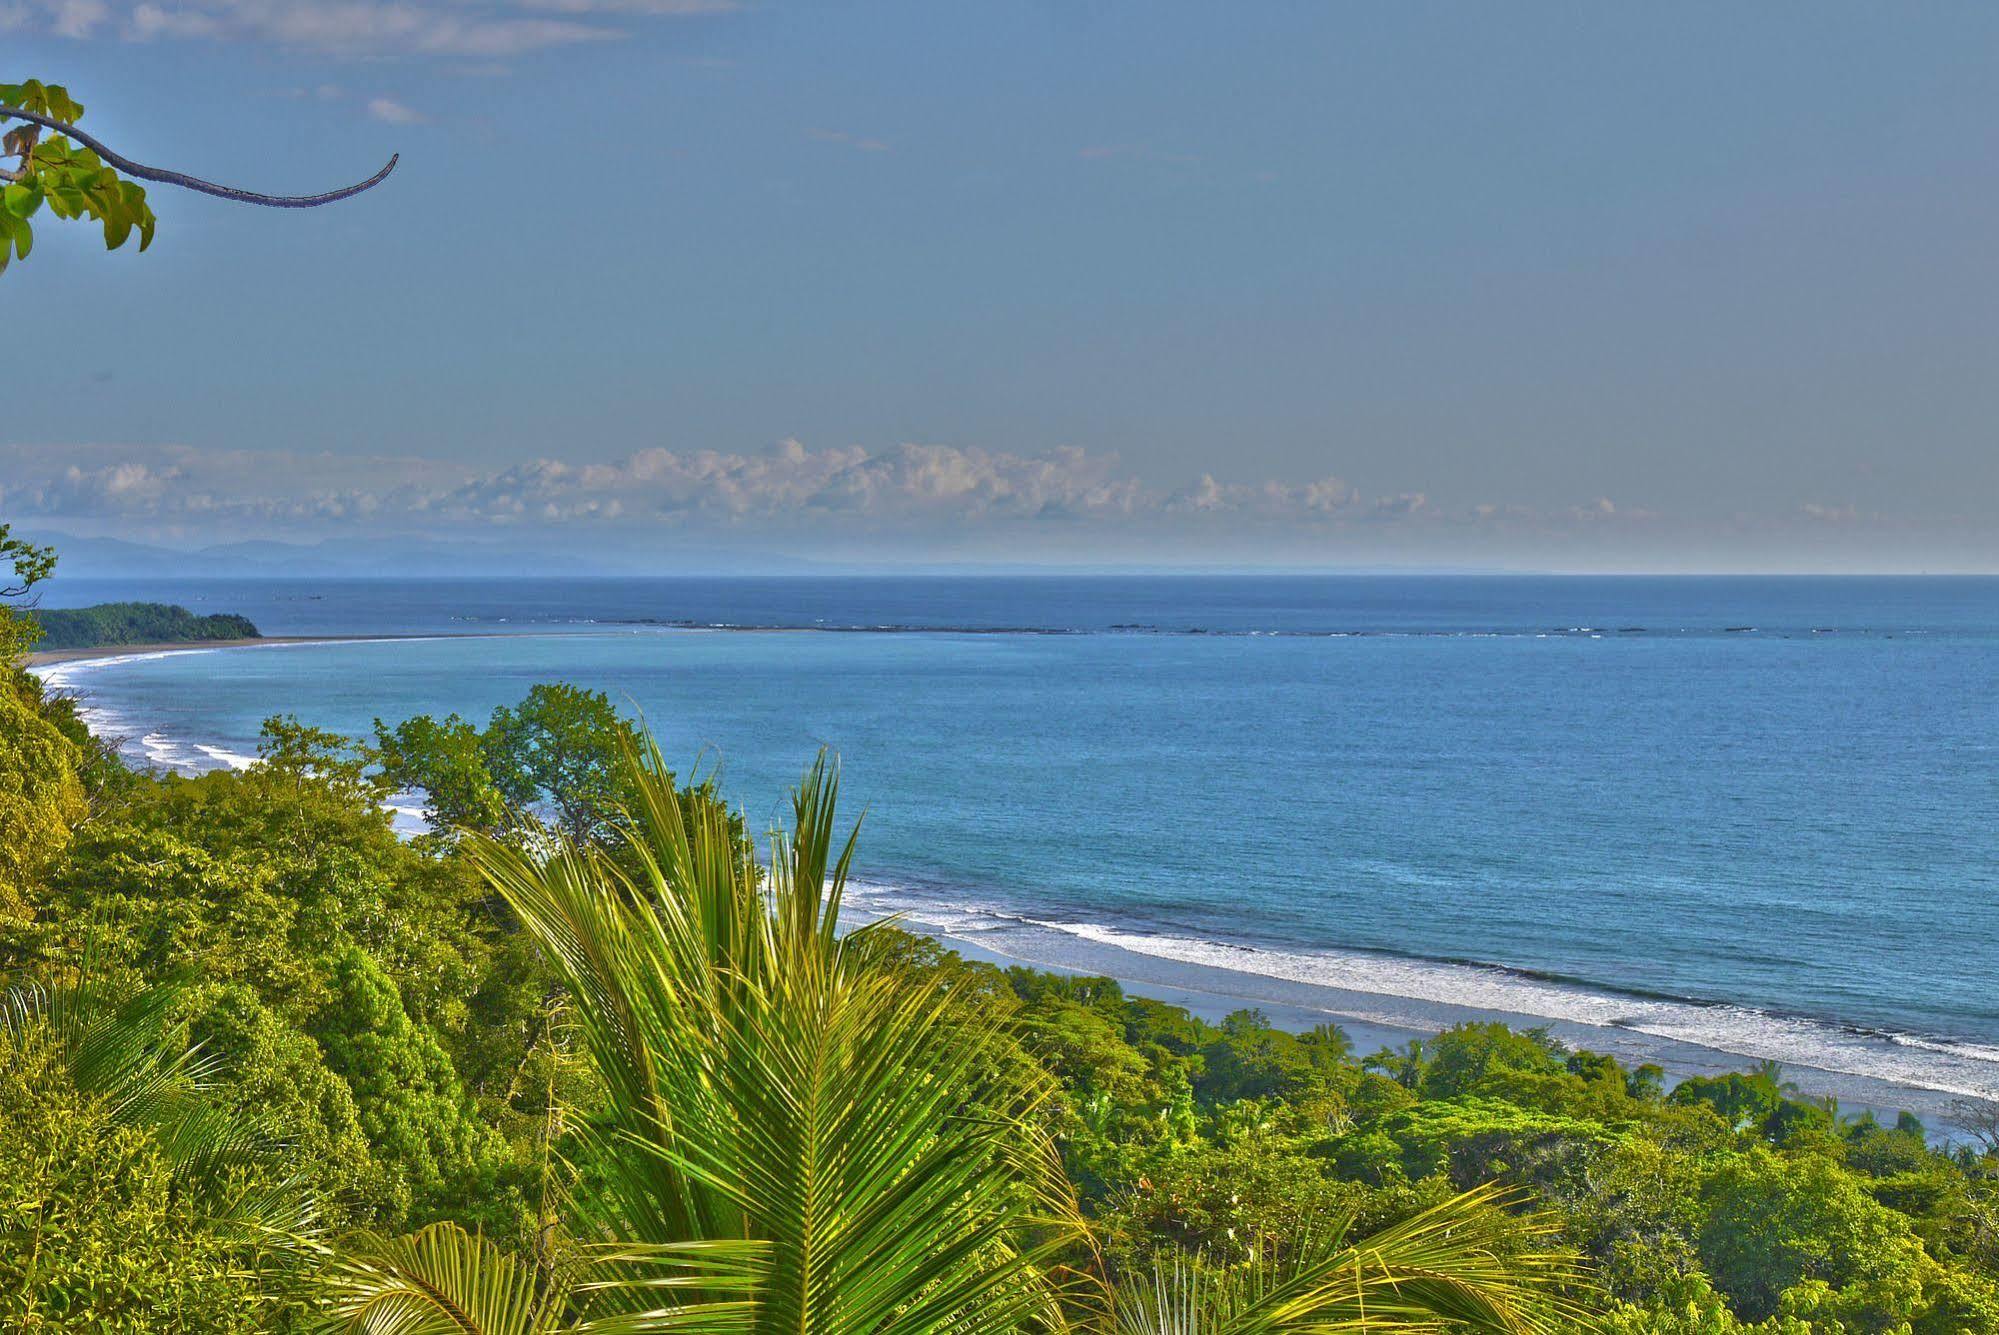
[32,601,261,651]
[5,527,1999,1332]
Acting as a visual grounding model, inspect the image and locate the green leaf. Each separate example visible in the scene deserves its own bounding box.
[43,83,81,123]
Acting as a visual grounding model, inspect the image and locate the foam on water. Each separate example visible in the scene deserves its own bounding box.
[193,744,259,771]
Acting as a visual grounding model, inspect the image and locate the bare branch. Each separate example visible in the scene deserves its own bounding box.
[0,106,396,208]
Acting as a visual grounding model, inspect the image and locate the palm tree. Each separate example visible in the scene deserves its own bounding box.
[316,740,1593,1333]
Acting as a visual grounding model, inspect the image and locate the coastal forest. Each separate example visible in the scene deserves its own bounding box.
[9,526,1999,1334]
[32,602,261,651]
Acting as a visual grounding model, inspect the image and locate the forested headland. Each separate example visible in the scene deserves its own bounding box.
[6,525,1999,1333]
[32,600,261,651]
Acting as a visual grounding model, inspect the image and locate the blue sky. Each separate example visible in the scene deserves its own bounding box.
[7,2,1999,570]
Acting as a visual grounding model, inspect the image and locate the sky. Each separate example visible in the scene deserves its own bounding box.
[5,2,1999,572]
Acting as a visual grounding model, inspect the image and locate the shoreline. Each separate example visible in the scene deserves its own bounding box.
[35,629,1996,1132]
[25,632,476,669]
[843,884,1999,1130]
[912,919,1992,1134]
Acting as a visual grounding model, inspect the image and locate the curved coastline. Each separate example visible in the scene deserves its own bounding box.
[843,880,1999,1126]
[37,632,1999,1130]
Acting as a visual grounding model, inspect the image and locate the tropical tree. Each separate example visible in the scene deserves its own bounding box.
[0,521,56,661]
[314,740,1592,1333]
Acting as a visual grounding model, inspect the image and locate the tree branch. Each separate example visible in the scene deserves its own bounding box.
[0,106,396,208]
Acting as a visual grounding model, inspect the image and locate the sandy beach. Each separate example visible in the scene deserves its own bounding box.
[25,632,479,669]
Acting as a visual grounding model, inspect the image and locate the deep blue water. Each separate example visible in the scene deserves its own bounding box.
[36,576,1999,1111]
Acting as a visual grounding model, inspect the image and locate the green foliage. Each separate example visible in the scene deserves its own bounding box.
[0,573,1992,1333]
[0,975,315,1331]
[30,602,260,651]
[187,982,381,1223]
[372,711,511,837]
[481,683,637,844]
[1,711,537,1237]
[1,521,58,660]
[317,1220,762,1335]
[1,80,156,275]
[0,522,56,599]
[469,744,1086,1335]
[0,1041,270,1331]
[0,675,88,915]
[1106,1183,1591,1335]
[1695,1150,1961,1327]
[321,741,1586,1334]
[1198,1008,1351,1104]
[1671,1071,1787,1132]
[315,946,514,1231]
[374,684,746,862]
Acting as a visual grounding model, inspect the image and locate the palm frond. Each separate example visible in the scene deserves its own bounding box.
[319,1221,768,1335]
[1115,1186,1594,1335]
[5,967,327,1309]
[317,1221,553,1334]
[5,972,292,1185]
[467,743,1086,1335]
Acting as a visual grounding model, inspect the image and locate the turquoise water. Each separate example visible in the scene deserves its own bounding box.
[36,576,1999,1114]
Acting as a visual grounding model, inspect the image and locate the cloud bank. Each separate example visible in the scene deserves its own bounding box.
[3,439,1352,529]
[3,438,1942,570]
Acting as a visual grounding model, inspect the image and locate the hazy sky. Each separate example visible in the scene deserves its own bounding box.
[6,2,1999,571]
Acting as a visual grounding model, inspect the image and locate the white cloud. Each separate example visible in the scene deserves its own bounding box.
[1166,474,1356,516]
[0,443,465,523]
[1367,492,1427,520]
[366,96,425,125]
[46,0,108,36]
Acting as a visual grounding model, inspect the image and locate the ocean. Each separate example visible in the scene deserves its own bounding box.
[33,574,1999,1122]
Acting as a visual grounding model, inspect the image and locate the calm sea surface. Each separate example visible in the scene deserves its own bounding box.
[36,576,1999,1115]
